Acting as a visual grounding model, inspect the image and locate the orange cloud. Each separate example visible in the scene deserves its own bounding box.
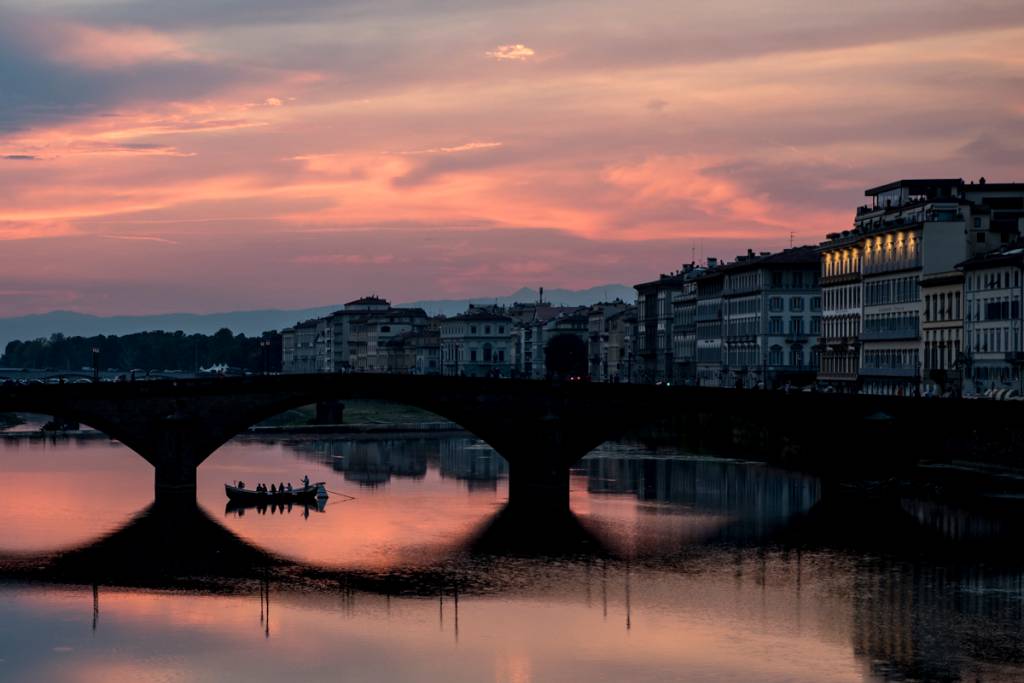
[486,44,536,61]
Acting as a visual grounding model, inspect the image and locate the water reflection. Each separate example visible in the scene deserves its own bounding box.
[281,435,510,490]
[225,498,326,517]
[1,433,1023,682]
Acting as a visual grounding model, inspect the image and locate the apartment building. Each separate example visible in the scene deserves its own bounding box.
[960,243,1024,393]
[440,307,515,377]
[719,247,821,389]
[821,178,1024,395]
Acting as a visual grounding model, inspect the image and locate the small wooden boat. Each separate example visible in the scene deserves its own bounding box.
[224,481,326,504]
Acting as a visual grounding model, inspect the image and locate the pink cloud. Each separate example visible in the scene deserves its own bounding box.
[485,44,536,61]
[0,2,1022,316]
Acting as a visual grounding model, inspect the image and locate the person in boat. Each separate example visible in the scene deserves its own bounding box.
[286,482,293,492]
[270,483,277,494]
[238,480,246,489]
[302,475,310,489]
[278,482,285,493]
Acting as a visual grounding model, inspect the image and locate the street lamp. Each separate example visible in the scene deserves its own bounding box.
[91,347,100,383]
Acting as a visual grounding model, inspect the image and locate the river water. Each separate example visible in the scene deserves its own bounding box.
[0,430,1022,682]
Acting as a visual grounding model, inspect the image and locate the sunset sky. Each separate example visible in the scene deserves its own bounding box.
[1,0,1022,316]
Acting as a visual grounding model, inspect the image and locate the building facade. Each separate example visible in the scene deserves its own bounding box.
[635,274,682,383]
[818,235,863,391]
[819,178,1024,395]
[587,301,630,381]
[605,306,638,382]
[695,263,724,387]
[719,248,821,389]
[440,308,514,377]
[281,319,319,373]
[920,272,963,395]
[960,245,1024,394]
[670,271,701,384]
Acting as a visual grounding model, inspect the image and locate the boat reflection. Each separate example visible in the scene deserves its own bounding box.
[225,498,327,518]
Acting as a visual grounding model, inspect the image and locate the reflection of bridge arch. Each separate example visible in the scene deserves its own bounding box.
[0,498,610,592]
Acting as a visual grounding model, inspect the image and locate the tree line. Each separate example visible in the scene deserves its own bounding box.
[1,329,279,373]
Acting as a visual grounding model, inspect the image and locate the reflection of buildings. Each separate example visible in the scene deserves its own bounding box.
[577,456,820,520]
[439,438,508,491]
[329,439,431,486]
[849,559,1024,682]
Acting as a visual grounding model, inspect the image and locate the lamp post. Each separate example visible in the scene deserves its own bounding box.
[91,347,100,383]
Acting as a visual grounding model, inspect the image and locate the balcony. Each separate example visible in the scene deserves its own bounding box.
[784,332,815,344]
[860,323,920,341]
[862,256,922,275]
[859,366,917,378]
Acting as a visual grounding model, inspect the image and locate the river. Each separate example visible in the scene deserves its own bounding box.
[0,429,1021,682]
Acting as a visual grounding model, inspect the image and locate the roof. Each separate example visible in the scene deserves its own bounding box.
[634,265,705,291]
[957,241,1024,271]
[964,182,1024,193]
[864,178,962,196]
[446,308,512,323]
[345,296,390,306]
[716,246,819,274]
[351,307,427,321]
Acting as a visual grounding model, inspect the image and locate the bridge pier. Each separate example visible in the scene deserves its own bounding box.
[154,461,198,498]
[143,417,213,500]
[508,461,570,512]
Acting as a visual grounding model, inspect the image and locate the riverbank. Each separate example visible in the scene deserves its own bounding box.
[0,412,24,431]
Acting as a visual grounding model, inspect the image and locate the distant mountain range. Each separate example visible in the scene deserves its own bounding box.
[0,285,635,350]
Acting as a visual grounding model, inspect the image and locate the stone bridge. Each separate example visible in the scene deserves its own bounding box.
[2,374,1021,508]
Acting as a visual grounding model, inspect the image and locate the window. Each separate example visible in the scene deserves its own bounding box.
[977,232,986,243]
[974,217,982,228]
[810,296,821,312]
[485,326,491,334]
[772,272,783,287]
[790,297,804,312]
[769,297,783,312]
[381,325,391,333]
[792,272,803,288]
[769,317,783,335]
[470,350,478,361]
[499,326,505,334]
[470,326,477,334]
